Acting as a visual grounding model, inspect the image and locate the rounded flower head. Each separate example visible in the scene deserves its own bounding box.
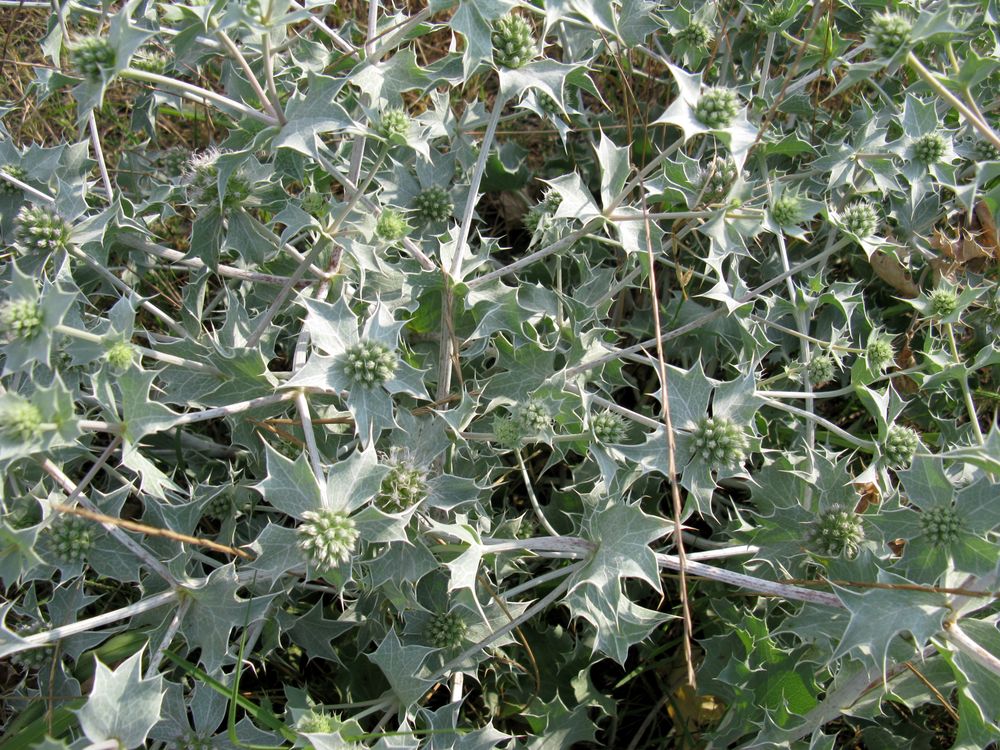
[297,710,341,735]
[537,92,560,115]
[378,107,410,141]
[691,416,749,467]
[841,201,878,238]
[677,21,712,48]
[920,506,963,547]
[0,165,27,194]
[770,193,803,226]
[524,189,563,233]
[204,490,234,520]
[413,186,453,224]
[882,424,919,468]
[928,288,958,318]
[911,132,948,165]
[377,458,427,512]
[492,14,536,69]
[69,35,116,82]
[972,139,1000,162]
[695,157,737,202]
[132,50,168,75]
[343,340,398,387]
[0,399,44,441]
[301,192,328,217]
[869,12,912,58]
[15,205,73,255]
[806,353,836,386]
[517,399,551,432]
[693,88,740,129]
[105,340,135,371]
[492,414,524,448]
[866,336,895,371]
[46,515,94,564]
[592,410,627,444]
[425,610,468,650]
[297,509,359,569]
[806,503,864,557]
[1,298,43,339]
[375,208,411,241]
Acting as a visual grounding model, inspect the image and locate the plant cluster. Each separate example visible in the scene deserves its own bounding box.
[1,1,998,748]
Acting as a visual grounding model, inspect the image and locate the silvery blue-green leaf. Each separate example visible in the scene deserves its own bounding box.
[367,628,436,706]
[350,48,429,105]
[77,649,164,749]
[273,74,357,158]
[571,501,668,595]
[547,173,602,222]
[255,443,323,519]
[451,0,512,77]
[284,600,354,663]
[247,523,305,580]
[348,384,396,445]
[0,521,42,588]
[118,368,179,446]
[302,296,360,355]
[831,573,948,671]
[596,130,630,210]
[181,563,277,673]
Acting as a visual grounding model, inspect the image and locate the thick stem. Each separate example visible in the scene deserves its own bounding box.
[8,590,180,656]
[296,391,327,505]
[172,391,298,427]
[121,68,278,126]
[907,52,1000,149]
[87,113,113,198]
[246,146,388,347]
[760,396,876,450]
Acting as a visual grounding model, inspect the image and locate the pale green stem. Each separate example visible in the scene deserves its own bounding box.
[760,396,876,450]
[87,113,113,198]
[296,391,327,505]
[53,324,221,374]
[749,314,864,353]
[172,391,298,427]
[120,68,279,126]
[215,28,284,124]
[945,323,984,444]
[67,246,187,337]
[563,236,853,379]
[907,52,1000,149]
[41,458,180,587]
[515,448,560,537]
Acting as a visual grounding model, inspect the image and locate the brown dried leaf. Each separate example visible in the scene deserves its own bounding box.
[869,251,919,297]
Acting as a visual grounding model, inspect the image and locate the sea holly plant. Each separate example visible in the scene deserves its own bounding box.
[2,0,1000,748]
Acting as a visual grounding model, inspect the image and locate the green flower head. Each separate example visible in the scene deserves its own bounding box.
[806,503,864,557]
[425,610,468,650]
[14,205,73,255]
[69,35,116,82]
[691,416,749,467]
[693,88,740,129]
[297,509,359,568]
[492,14,536,69]
[869,12,912,58]
[343,340,398,387]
